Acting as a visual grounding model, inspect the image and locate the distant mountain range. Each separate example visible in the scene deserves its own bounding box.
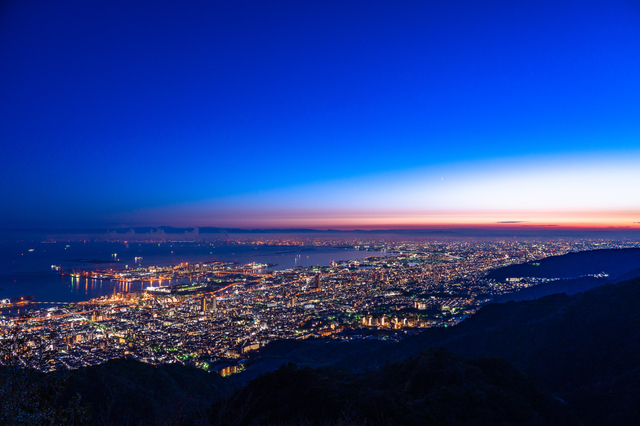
[488,248,640,281]
[0,226,511,235]
[4,226,640,237]
[489,247,640,303]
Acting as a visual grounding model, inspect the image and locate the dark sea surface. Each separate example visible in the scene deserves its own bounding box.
[0,241,382,303]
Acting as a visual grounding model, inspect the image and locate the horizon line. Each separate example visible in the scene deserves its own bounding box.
[3,224,640,234]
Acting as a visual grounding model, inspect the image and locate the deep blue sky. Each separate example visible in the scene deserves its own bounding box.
[1,1,639,228]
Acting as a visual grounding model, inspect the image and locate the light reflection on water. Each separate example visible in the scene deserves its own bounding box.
[1,241,385,303]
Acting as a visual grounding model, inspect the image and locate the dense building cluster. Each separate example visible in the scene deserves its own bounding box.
[2,238,639,374]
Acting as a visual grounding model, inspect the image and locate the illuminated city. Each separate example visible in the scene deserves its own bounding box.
[2,0,640,423]
[4,237,638,376]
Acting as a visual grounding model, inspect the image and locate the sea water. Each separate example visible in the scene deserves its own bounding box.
[0,240,382,303]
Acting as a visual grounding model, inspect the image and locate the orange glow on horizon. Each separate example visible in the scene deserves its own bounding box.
[122,207,640,231]
[112,152,640,232]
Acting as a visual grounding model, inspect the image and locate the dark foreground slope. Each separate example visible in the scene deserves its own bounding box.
[211,349,575,426]
[240,276,640,425]
[5,252,640,425]
[0,358,235,426]
[395,277,640,381]
[335,276,639,425]
[1,347,575,426]
[62,359,234,425]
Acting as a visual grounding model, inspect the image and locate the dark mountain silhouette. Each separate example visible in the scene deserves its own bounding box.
[61,359,235,425]
[243,248,640,376]
[325,276,639,425]
[612,265,640,282]
[4,248,640,425]
[488,248,640,281]
[235,276,640,425]
[487,248,640,303]
[495,276,607,303]
[211,349,575,426]
[238,249,640,425]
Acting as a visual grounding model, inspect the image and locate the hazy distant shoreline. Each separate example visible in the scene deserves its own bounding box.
[3,226,640,241]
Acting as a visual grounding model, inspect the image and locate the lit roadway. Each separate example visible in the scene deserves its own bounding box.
[11,269,341,326]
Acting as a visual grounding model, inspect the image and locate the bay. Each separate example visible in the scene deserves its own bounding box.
[0,240,383,303]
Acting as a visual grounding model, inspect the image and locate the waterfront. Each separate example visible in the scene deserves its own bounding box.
[4,237,640,374]
[0,240,384,303]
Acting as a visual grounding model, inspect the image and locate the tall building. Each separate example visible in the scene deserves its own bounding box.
[202,296,217,312]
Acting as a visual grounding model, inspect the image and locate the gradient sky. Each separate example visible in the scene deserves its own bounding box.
[1,0,640,229]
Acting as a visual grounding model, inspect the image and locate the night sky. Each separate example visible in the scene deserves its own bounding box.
[2,0,639,229]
